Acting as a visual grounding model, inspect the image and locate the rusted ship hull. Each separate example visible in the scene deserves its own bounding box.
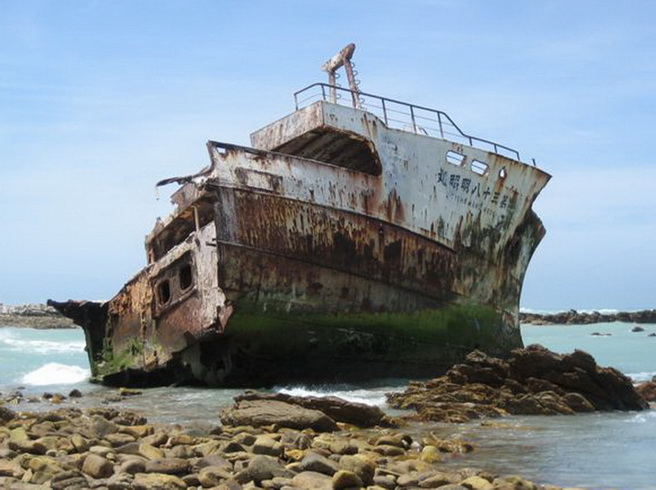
[49,52,550,387]
[49,144,547,387]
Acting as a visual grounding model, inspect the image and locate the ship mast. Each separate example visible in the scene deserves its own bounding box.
[322,43,361,108]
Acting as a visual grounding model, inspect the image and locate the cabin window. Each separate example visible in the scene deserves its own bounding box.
[499,167,507,179]
[446,150,465,166]
[471,159,489,176]
[179,263,193,291]
[157,280,171,305]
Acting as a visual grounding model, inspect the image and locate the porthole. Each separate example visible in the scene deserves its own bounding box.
[471,159,489,176]
[445,150,465,166]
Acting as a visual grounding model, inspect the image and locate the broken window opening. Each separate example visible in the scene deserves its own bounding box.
[157,280,171,305]
[179,264,193,291]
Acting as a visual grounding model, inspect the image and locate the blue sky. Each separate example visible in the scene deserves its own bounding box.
[2,1,655,310]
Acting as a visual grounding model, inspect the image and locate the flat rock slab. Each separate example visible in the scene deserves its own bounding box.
[234,391,391,427]
[220,399,339,432]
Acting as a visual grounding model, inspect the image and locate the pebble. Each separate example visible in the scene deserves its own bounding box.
[0,400,578,490]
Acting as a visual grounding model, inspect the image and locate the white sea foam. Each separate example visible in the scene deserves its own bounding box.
[520,308,622,315]
[3,337,85,355]
[625,410,656,424]
[628,371,656,382]
[276,386,390,407]
[21,363,89,386]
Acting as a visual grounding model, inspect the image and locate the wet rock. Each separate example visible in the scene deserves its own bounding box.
[49,469,88,490]
[297,451,340,476]
[240,455,294,483]
[120,458,146,474]
[332,469,363,489]
[8,439,47,455]
[235,390,391,427]
[119,387,143,397]
[0,460,21,478]
[70,433,90,453]
[373,444,406,456]
[145,458,191,475]
[107,471,135,489]
[636,381,656,402]
[119,424,153,439]
[420,446,442,463]
[373,474,397,489]
[376,433,408,448]
[89,414,118,438]
[493,475,539,489]
[460,475,494,490]
[82,453,114,479]
[252,434,283,457]
[338,454,375,485]
[291,470,333,490]
[107,434,137,449]
[220,399,339,432]
[561,392,595,412]
[198,465,234,486]
[132,472,187,489]
[388,345,648,423]
[0,405,17,423]
[417,471,456,488]
[138,442,166,460]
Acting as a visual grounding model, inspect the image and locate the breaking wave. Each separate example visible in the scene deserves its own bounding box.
[21,363,90,386]
[2,336,85,355]
[276,386,393,407]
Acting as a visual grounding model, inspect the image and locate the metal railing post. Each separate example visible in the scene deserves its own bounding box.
[410,105,417,133]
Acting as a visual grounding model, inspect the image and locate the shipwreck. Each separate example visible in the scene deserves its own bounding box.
[49,44,551,387]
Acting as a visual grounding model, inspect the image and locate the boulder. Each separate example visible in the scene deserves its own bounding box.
[297,451,340,476]
[81,453,114,479]
[220,399,339,432]
[0,406,16,424]
[291,470,333,490]
[238,455,294,484]
[636,381,656,402]
[233,390,390,427]
[332,469,363,489]
[338,454,375,485]
[387,345,647,423]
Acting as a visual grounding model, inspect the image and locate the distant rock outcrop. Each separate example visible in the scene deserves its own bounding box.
[520,309,656,325]
[387,345,648,423]
[0,303,75,328]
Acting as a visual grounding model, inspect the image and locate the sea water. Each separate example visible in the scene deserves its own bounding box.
[1,322,655,489]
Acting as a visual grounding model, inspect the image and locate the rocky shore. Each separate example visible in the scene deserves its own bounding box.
[1,391,574,490]
[1,344,654,489]
[0,304,74,329]
[387,345,649,423]
[520,308,656,325]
